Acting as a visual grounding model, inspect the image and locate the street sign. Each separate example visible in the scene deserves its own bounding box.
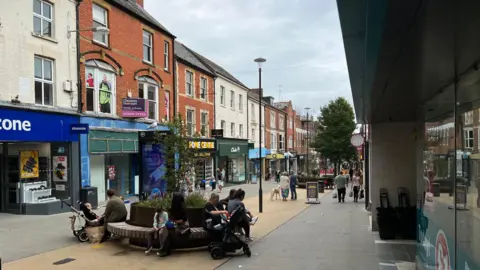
[350,133,364,147]
[305,182,320,204]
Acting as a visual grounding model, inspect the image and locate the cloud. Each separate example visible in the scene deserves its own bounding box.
[145,0,353,115]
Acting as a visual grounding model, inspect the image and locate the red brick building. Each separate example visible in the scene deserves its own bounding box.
[174,42,215,137]
[274,101,296,153]
[79,0,175,120]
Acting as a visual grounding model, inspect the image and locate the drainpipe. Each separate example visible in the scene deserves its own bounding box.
[172,41,177,117]
[76,0,83,194]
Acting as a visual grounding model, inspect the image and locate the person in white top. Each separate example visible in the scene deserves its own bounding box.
[351,171,361,203]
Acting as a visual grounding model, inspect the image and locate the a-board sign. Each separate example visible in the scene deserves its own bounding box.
[306,182,320,204]
[456,184,467,205]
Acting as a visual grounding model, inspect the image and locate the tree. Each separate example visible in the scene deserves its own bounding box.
[154,115,196,194]
[312,97,357,174]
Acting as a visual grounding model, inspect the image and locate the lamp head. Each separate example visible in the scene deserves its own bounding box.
[92,26,109,34]
[254,57,266,68]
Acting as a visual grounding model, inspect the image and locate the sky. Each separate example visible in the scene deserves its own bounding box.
[145,0,353,117]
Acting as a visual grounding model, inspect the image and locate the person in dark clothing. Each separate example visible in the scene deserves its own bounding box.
[227,189,254,241]
[161,193,189,257]
[220,188,237,208]
[349,168,354,180]
[100,189,127,243]
[289,172,298,200]
[204,193,228,241]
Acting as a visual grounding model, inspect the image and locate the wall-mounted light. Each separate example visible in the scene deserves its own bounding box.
[67,25,109,39]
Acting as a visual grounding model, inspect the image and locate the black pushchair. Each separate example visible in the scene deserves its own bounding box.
[207,205,252,260]
[62,200,103,242]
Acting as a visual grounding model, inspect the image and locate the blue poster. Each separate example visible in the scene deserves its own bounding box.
[142,143,167,195]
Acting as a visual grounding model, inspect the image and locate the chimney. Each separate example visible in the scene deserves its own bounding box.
[137,0,144,7]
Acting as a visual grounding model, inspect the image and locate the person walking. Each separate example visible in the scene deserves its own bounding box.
[289,172,297,200]
[351,171,361,202]
[334,171,347,203]
[279,172,290,201]
[216,168,223,193]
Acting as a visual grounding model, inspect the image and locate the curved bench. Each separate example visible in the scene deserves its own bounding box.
[107,222,212,249]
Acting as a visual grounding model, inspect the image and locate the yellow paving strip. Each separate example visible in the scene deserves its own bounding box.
[4,189,330,270]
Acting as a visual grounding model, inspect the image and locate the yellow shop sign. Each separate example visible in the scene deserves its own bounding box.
[189,141,215,150]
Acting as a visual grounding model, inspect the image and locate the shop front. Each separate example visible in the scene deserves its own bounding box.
[188,138,216,185]
[80,117,167,203]
[216,138,249,184]
[248,147,270,184]
[266,153,286,177]
[0,107,80,215]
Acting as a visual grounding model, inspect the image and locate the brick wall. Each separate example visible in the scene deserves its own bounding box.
[78,0,174,119]
[265,106,271,150]
[176,61,215,136]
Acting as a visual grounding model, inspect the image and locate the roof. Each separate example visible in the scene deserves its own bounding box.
[273,102,289,110]
[174,42,215,77]
[191,51,249,89]
[107,0,175,38]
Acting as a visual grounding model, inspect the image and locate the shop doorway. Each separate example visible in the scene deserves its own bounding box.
[0,154,22,213]
[90,155,105,203]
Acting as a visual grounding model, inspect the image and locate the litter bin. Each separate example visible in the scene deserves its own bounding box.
[80,186,98,209]
[318,182,325,193]
[432,183,440,197]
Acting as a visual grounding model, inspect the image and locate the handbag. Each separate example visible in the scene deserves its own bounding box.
[359,189,365,199]
[349,190,353,198]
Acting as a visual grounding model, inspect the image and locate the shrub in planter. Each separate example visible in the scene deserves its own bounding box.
[185,192,207,227]
[128,196,172,227]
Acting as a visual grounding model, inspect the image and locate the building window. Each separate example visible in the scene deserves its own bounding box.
[270,112,275,128]
[220,86,225,105]
[465,111,473,125]
[279,115,284,130]
[221,120,226,131]
[34,56,54,106]
[186,109,195,136]
[138,76,158,120]
[33,0,52,37]
[239,124,243,138]
[288,136,293,148]
[200,77,207,100]
[289,117,293,129]
[164,41,169,71]
[230,90,235,108]
[142,30,153,63]
[271,133,277,150]
[186,71,193,96]
[165,90,170,121]
[251,128,255,140]
[279,134,284,150]
[85,59,117,114]
[464,129,474,148]
[239,94,243,112]
[92,4,109,46]
[201,112,208,136]
[231,123,235,137]
[251,103,255,119]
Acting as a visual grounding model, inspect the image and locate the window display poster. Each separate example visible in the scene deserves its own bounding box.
[108,165,116,180]
[142,143,167,195]
[20,150,39,179]
[53,156,68,182]
[86,67,95,88]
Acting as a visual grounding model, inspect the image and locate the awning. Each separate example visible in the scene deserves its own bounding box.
[248,147,270,159]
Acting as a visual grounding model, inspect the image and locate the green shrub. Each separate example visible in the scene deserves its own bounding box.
[137,195,172,209]
[185,192,207,208]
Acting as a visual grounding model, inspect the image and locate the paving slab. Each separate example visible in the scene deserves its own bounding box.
[3,184,323,270]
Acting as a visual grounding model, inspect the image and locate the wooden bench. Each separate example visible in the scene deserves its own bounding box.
[107,222,212,249]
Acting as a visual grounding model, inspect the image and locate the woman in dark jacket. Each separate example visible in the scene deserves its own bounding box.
[220,189,237,208]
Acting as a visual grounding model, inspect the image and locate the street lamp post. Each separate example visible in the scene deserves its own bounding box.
[305,107,311,175]
[254,57,266,213]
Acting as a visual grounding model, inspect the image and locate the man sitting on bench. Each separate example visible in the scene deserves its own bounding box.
[100,189,128,243]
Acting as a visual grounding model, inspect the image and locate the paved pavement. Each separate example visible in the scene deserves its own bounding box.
[0,182,275,263]
[217,192,416,270]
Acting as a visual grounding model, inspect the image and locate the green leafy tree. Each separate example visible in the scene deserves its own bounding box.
[153,115,196,194]
[312,97,357,174]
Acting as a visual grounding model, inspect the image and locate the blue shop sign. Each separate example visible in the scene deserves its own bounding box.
[0,108,79,142]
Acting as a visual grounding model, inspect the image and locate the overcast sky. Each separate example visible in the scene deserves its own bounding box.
[145,0,352,116]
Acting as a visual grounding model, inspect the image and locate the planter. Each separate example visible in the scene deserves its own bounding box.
[186,207,205,227]
[126,203,156,228]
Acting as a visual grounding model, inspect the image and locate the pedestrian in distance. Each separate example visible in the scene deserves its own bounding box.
[279,172,290,201]
[216,168,223,193]
[351,171,361,203]
[334,171,347,203]
[289,171,297,200]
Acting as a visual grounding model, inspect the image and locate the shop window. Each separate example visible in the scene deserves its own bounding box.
[200,112,208,137]
[186,109,195,136]
[33,0,52,38]
[186,71,193,96]
[200,77,207,100]
[464,128,474,149]
[138,76,159,120]
[142,30,153,63]
[85,60,116,114]
[92,4,109,46]
[231,123,235,137]
[34,56,54,106]
[220,86,225,106]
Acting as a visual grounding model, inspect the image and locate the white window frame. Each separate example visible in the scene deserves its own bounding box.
[33,0,53,38]
[464,128,474,149]
[142,30,153,63]
[186,70,193,96]
[251,103,255,119]
[85,60,117,115]
[186,108,196,136]
[279,134,284,150]
[289,117,293,129]
[288,136,293,148]
[221,120,226,131]
[279,115,284,130]
[231,123,235,137]
[92,4,109,46]
[220,86,225,106]
[34,56,54,106]
[251,128,255,141]
[200,77,207,100]
[138,76,159,121]
[271,133,277,150]
[465,111,473,125]
[239,124,243,138]
[201,111,208,137]
[239,94,243,112]
[164,41,169,71]
[270,112,275,128]
[230,90,235,109]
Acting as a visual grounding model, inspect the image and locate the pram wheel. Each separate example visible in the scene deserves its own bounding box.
[73,231,79,237]
[243,247,251,257]
[210,246,225,260]
[77,230,89,242]
[207,242,214,252]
